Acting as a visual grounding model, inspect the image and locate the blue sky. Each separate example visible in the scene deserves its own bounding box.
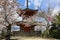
[17,0,60,16]
[17,0,60,11]
[17,0,34,9]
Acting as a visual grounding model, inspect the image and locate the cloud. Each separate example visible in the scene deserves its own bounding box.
[50,0,60,3]
[46,0,60,16]
[33,0,42,9]
[28,2,31,6]
[24,0,32,7]
[24,0,60,9]
[52,7,60,16]
[24,0,27,7]
[24,0,42,9]
[29,0,33,3]
[47,0,60,6]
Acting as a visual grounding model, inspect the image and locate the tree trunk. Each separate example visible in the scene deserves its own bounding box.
[6,24,11,40]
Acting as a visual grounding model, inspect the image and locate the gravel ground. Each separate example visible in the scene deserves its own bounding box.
[2,36,57,40]
[1,31,58,40]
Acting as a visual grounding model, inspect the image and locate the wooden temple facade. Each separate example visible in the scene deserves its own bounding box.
[17,8,38,32]
[16,0,38,32]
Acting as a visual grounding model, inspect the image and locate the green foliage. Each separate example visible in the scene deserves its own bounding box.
[48,12,60,39]
[41,31,49,38]
[49,29,60,39]
[55,13,60,24]
[49,12,60,38]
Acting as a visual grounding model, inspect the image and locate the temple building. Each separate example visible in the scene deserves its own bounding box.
[15,0,48,33]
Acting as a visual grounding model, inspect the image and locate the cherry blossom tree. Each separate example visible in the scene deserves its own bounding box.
[0,0,22,40]
[34,6,56,36]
